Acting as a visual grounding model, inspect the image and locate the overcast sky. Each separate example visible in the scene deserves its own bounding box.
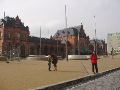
[0,0,120,40]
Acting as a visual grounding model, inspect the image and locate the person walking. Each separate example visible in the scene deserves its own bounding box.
[51,54,58,71]
[48,55,52,71]
[90,52,98,74]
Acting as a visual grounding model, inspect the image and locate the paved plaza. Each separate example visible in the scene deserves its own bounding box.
[0,55,120,90]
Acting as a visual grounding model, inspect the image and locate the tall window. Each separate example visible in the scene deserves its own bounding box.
[8,33,11,39]
[4,33,6,40]
[0,32,1,40]
[16,33,20,39]
[4,33,11,40]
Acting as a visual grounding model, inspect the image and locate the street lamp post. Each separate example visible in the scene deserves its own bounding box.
[57,39,58,56]
[39,27,41,59]
[94,16,97,55]
[66,33,68,61]
[78,30,80,55]
[65,5,68,61]
[56,33,59,56]
[95,29,97,55]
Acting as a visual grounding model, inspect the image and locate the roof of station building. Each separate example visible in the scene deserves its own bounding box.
[53,24,86,37]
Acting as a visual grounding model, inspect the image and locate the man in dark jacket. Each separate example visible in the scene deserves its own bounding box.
[51,54,58,71]
[90,52,98,74]
[48,55,52,71]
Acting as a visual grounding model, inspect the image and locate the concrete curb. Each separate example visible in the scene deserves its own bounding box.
[31,67,120,90]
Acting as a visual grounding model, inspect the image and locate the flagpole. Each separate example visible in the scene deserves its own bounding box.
[78,30,80,55]
[65,5,68,28]
[40,27,41,59]
[65,5,68,61]
[94,16,97,55]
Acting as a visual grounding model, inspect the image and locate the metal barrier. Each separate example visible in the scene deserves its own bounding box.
[68,55,90,60]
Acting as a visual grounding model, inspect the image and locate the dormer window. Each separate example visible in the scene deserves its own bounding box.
[67,31,70,34]
[62,31,65,34]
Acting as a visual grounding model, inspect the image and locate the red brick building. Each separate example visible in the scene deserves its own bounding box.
[0,16,107,58]
[0,16,30,57]
[0,16,65,58]
[29,36,65,57]
[53,24,90,55]
[89,39,107,55]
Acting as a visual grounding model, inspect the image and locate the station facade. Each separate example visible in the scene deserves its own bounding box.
[0,16,107,58]
[0,16,65,57]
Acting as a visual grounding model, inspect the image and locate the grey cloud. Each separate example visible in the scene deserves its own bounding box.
[0,0,120,40]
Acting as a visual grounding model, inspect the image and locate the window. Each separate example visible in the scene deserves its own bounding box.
[0,32,1,39]
[62,31,65,34]
[8,33,11,39]
[4,33,7,40]
[8,33,12,40]
[17,33,20,39]
[67,31,70,34]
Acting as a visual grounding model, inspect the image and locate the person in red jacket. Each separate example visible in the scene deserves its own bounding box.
[90,52,98,74]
